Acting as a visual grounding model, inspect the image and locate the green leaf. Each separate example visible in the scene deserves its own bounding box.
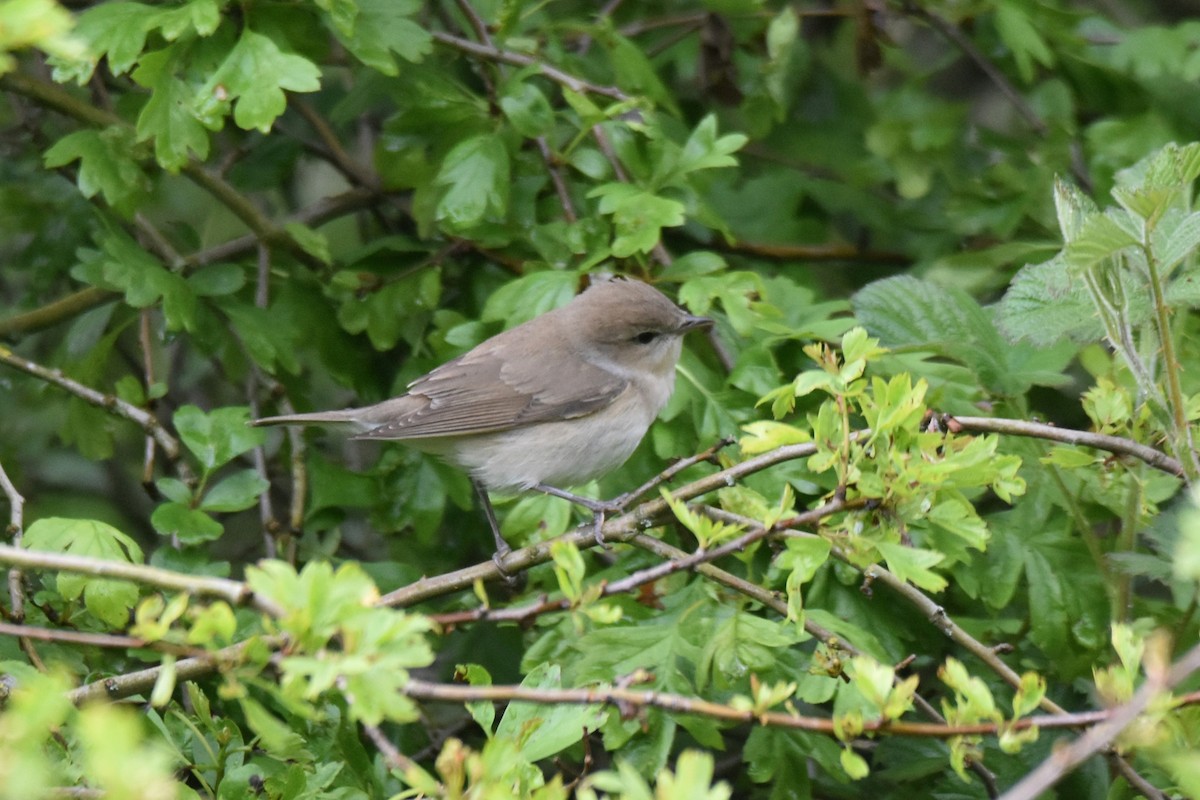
[23,518,143,627]
[499,79,555,138]
[994,0,1054,83]
[853,275,1031,396]
[200,469,270,513]
[481,269,579,327]
[282,222,332,265]
[330,0,431,76]
[132,46,211,171]
[60,1,152,79]
[434,133,510,228]
[1,0,83,76]
[71,230,197,331]
[150,0,220,40]
[187,263,245,297]
[588,183,686,257]
[995,254,1105,345]
[43,127,149,213]
[876,542,947,593]
[196,30,321,133]
[671,114,747,179]
[1063,212,1140,270]
[495,663,606,764]
[1159,210,1200,274]
[173,405,264,474]
[456,663,496,734]
[150,501,224,544]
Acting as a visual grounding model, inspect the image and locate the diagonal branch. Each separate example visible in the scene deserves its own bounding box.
[0,343,181,460]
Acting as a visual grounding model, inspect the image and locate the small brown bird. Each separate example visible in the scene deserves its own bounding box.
[253,278,712,559]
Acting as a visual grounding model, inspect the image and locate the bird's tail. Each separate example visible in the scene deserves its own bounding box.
[251,409,369,431]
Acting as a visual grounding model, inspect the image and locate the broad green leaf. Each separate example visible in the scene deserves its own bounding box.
[588,183,685,257]
[196,30,321,133]
[481,269,578,326]
[0,0,82,76]
[150,501,224,544]
[23,518,143,627]
[876,541,947,593]
[57,1,151,79]
[330,0,431,75]
[499,80,555,138]
[494,663,606,764]
[200,469,269,513]
[434,133,510,228]
[71,230,196,331]
[173,405,264,474]
[1158,210,1200,273]
[1063,212,1139,270]
[43,127,149,213]
[853,275,1029,396]
[132,47,211,171]
[995,254,1105,345]
[187,263,245,297]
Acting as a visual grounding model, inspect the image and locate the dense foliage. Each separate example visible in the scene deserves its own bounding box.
[2,1,1200,798]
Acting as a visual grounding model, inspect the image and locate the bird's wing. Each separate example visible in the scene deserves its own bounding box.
[353,338,627,440]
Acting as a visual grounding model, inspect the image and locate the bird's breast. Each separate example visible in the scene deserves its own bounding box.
[437,383,660,492]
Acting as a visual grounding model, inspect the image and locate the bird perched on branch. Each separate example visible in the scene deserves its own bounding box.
[253,277,713,563]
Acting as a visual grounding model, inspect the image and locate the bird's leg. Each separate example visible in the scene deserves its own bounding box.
[533,484,624,548]
[472,479,515,576]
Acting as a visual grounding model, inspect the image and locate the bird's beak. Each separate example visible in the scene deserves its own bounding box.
[679,314,714,333]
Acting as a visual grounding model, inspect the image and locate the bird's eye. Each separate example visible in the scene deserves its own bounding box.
[633,331,660,344]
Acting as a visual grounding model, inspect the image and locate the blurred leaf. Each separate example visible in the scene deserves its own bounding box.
[330,0,431,76]
[23,518,143,627]
[495,663,605,764]
[44,127,149,213]
[151,501,224,544]
[200,469,269,513]
[434,133,510,228]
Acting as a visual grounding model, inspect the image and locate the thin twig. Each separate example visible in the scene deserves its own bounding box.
[362,723,422,774]
[0,343,181,461]
[0,459,43,668]
[945,415,1184,477]
[999,642,1200,800]
[0,544,285,618]
[402,678,1200,739]
[67,635,284,705]
[431,32,628,100]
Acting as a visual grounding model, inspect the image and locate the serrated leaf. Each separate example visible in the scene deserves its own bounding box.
[434,133,510,228]
[1064,212,1140,270]
[588,183,686,257]
[1159,210,1200,273]
[481,270,578,326]
[995,254,1104,345]
[196,30,321,133]
[853,275,1024,395]
[876,541,947,593]
[64,2,152,78]
[23,518,144,627]
[499,80,555,138]
[330,0,431,76]
[187,263,245,297]
[44,127,149,213]
[133,47,211,171]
